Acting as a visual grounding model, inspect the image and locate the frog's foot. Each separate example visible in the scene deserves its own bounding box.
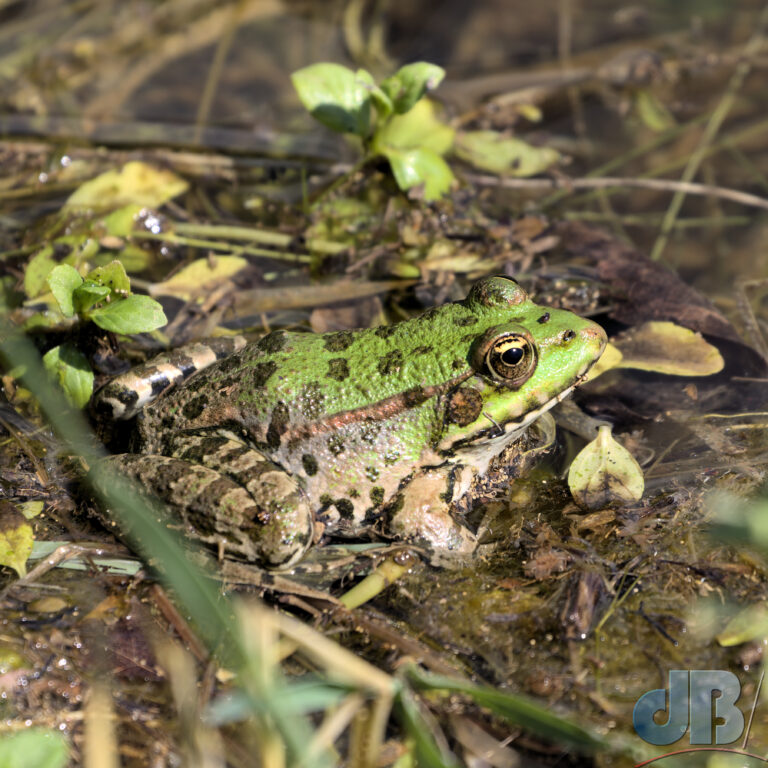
[104,435,314,569]
[384,466,477,565]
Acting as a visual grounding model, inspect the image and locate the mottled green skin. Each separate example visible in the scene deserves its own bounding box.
[107,277,606,568]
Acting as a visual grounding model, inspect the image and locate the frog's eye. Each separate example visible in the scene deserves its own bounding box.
[473,325,537,387]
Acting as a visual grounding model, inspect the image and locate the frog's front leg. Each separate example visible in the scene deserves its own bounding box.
[105,434,314,569]
[384,465,477,564]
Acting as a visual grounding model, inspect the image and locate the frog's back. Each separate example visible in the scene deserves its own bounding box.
[134,312,471,453]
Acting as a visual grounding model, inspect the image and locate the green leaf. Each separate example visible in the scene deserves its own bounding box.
[0,728,69,768]
[369,84,393,119]
[65,161,189,210]
[73,281,112,314]
[23,246,57,299]
[454,130,560,176]
[382,146,455,200]
[380,62,445,114]
[46,264,83,317]
[89,294,167,334]
[42,343,94,409]
[291,63,372,137]
[0,503,34,578]
[568,425,644,509]
[373,98,454,155]
[87,260,131,295]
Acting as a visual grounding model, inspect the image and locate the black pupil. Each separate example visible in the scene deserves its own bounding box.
[500,346,524,366]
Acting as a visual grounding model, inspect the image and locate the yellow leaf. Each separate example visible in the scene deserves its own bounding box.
[613,321,724,376]
[149,256,248,301]
[582,342,623,382]
[19,501,44,519]
[0,505,34,577]
[65,161,188,210]
[568,425,644,509]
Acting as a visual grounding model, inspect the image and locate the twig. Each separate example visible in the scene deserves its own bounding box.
[649,4,768,260]
[467,173,768,213]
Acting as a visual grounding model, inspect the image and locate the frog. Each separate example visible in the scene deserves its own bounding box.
[93,276,606,569]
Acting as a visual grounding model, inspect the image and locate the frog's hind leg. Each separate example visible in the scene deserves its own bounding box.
[104,435,314,569]
[384,465,477,566]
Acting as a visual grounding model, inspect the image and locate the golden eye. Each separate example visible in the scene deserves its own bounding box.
[472,325,537,387]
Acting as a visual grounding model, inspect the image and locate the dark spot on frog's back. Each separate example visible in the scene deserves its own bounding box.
[374,325,398,339]
[301,453,318,476]
[257,330,287,353]
[252,361,277,388]
[335,499,354,519]
[215,355,241,375]
[378,349,403,377]
[326,358,350,382]
[413,345,433,356]
[453,315,478,327]
[327,435,345,456]
[266,402,289,449]
[182,394,208,419]
[323,331,354,352]
[370,486,384,506]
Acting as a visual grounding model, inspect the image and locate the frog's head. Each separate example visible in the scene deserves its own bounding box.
[437,276,606,458]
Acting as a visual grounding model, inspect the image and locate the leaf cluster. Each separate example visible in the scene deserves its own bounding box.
[40,261,166,408]
[292,61,456,200]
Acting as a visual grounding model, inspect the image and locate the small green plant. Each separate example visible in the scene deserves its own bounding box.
[40,260,166,407]
[291,62,455,200]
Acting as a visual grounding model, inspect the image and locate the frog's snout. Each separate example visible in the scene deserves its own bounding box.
[581,321,608,350]
[577,321,608,369]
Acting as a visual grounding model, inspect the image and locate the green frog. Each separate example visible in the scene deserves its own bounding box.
[94,276,606,569]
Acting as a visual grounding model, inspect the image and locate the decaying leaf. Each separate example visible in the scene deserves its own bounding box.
[568,425,644,509]
[65,161,188,210]
[0,502,34,578]
[612,321,724,376]
[149,256,248,300]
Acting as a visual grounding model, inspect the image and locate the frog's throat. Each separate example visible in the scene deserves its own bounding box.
[282,370,475,444]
